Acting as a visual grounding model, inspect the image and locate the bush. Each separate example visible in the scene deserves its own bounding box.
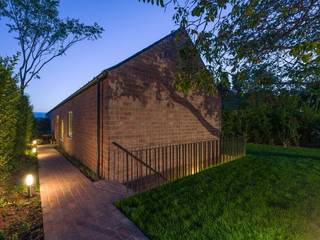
[15,95,34,155]
[0,62,20,178]
[34,117,51,138]
[271,94,300,146]
[0,60,34,180]
[222,91,319,147]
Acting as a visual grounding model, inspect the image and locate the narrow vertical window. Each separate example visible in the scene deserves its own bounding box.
[68,111,73,137]
[56,115,59,129]
[60,120,64,141]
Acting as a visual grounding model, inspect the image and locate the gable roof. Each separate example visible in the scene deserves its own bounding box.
[47,29,182,114]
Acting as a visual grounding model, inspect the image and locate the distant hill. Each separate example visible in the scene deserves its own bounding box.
[33,112,47,119]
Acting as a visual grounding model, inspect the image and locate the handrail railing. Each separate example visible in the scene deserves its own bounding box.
[106,137,246,193]
[112,142,167,181]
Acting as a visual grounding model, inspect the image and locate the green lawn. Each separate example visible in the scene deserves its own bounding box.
[115,144,320,240]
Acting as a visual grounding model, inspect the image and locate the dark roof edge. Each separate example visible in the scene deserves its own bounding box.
[46,69,108,114]
[47,29,180,114]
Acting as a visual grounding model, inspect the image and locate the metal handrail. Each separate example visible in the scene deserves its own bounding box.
[112,142,167,181]
[107,137,246,193]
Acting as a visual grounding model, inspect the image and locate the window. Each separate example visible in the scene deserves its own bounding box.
[55,115,59,139]
[68,111,73,137]
[55,115,59,127]
[60,120,64,141]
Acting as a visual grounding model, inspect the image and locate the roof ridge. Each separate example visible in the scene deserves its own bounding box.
[107,28,181,71]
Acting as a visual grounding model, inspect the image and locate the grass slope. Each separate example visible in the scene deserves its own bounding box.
[115,144,320,240]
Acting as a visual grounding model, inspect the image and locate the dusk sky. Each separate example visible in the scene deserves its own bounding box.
[0,0,176,112]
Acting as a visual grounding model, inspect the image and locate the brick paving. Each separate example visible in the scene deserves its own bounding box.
[38,145,148,240]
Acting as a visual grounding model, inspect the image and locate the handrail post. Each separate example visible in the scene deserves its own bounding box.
[126,153,129,185]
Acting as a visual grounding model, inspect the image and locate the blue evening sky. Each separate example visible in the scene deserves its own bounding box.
[0,0,176,112]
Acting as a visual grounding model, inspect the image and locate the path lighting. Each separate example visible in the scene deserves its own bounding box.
[32,139,37,145]
[32,147,37,154]
[25,174,34,197]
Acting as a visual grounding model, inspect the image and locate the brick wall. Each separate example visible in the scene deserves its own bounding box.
[48,84,98,173]
[48,31,221,179]
[100,32,221,180]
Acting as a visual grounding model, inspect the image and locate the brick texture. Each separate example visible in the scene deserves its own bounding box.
[38,145,147,239]
[48,85,98,172]
[48,31,221,178]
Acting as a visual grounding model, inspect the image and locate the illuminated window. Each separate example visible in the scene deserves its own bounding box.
[68,111,73,137]
[60,120,64,141]
[55,115,59,139]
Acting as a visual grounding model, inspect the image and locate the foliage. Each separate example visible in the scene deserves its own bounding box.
[296,103,320,148]
[301,81,320,112]
[223,88,320,147]
[219,63,319,147]
[116,144,320,239]
[0,59,34,181]
[139,0,164,7]
[173,33,216,95]
[170,0,320,89]
[271,93,301,146]
[0,153,43,239]
[14,95,34,155]
[0,0,104,92]
[34,117,51,138]
[0,58,20,179]
[140,0,320,147]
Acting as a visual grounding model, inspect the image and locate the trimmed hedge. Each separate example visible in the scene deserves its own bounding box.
[0,61,34,180]
[15,95,34,155]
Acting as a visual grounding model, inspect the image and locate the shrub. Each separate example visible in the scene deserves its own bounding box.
[34,117,51,137]
[0,62,20,178]
[222,90,319,147]
[0,60,34,180]
[15,95,34,156]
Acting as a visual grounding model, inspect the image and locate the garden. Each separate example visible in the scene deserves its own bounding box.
[0,59,43,239]
[116,144,320,239]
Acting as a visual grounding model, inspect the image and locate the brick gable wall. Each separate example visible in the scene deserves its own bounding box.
[100,33,220,179]
[48,31,221,177]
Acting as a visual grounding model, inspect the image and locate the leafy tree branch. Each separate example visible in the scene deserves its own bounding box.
[0,0,104,92]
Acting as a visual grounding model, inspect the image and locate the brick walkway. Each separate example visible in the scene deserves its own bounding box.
[38,145,148,240]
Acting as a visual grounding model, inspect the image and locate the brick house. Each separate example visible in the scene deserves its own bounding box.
[47,30,221,181]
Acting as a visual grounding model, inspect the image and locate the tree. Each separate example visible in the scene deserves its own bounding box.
[0,0,104,92]
[0,58,20,178]
[15,94,34,155]
[147,0,320,90]
[138,0,320,147]
[139,0,164,7]
[271,93,301,146]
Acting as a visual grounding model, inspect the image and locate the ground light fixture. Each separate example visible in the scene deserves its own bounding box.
[32,139,37,145]
[25,174,34,197]
[32,146,37,154]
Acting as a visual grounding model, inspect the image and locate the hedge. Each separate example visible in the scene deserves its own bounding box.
[0,61,34,180]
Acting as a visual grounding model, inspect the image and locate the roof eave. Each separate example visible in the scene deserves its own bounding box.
[47,70,109,114]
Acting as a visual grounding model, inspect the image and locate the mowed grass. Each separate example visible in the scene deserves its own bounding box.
[115,144,320,240]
